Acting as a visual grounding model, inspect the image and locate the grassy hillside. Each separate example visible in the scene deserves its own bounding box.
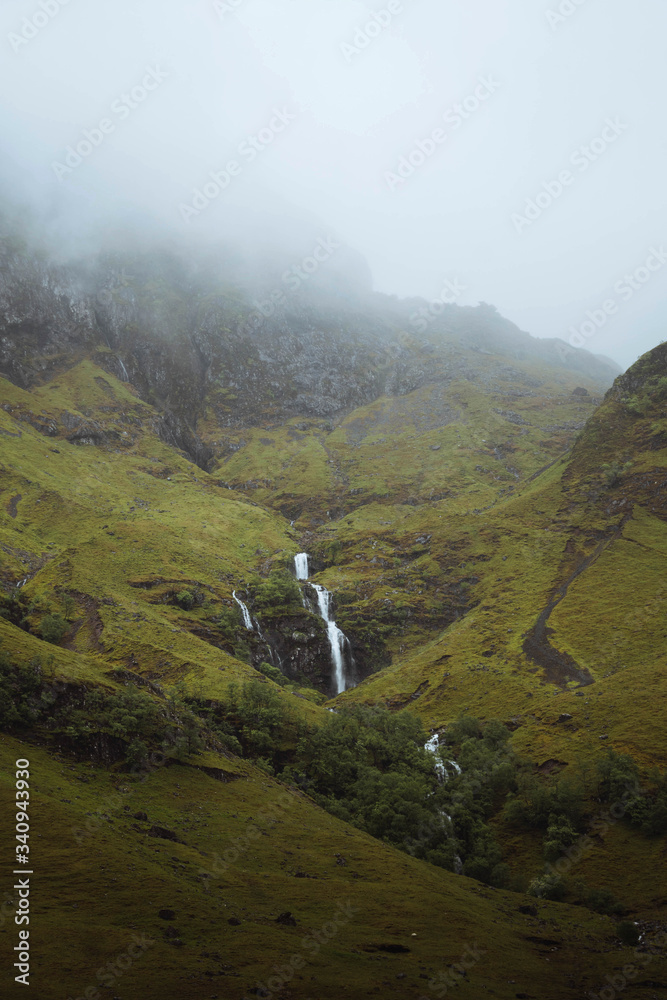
[0,342,665,998]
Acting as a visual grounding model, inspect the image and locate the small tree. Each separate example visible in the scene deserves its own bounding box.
[176,589,195,610]
[253,570,302,613]
[601,461,632,488]
[257,661,287,687]
[528,872,566,900]
[40,613,68,644]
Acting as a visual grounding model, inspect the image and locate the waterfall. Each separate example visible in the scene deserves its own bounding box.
[118,358,129,382]
[232,591,283,670]
[292,552,353,694]
[294,553,309,580]
[312,584,350,695]
[425,734,446,782]
[425,733,460,783]
[232,591,253,631]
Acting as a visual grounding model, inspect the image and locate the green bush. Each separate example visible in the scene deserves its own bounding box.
[601,460,633,487]
[175,589,195,610]
[543,814,579,862]
[252,570,302,614]
[443,714,482,744]
[616,921,640,946]
[216,606,241,639]
[596,750,640,803]
[504,774,584,830]
[0,653,42,728]
[40,613,68,644]
[623,394,649,416]
[625,774,667,836]
[528,872,566,900]
[256,661,287,686]
[586,887,623,915]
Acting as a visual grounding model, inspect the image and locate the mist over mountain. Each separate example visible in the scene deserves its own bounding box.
[1,4,666,1000]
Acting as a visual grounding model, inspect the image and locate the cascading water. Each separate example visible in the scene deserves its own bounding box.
[312,584,349,695]
[425,733,461,783]
[232,590,253,631]
[294,553,309,580]
[294,553,310,608]
[118,358,129,382]
[294,553,351,695]
[233,590,282,669]
[425,733,446,782]
[425,733,464,874]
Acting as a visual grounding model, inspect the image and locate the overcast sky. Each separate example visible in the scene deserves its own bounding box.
[1,0,665,369]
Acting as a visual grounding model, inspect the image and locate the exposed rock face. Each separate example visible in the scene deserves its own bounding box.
[0,225,621,471]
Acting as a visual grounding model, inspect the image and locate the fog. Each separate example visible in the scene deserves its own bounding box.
[1,0,665,368]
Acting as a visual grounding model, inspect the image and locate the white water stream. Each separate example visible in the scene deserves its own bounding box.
[294,552,309,580]
[425,733,461,783]
[294,553,351,695]
[232,590,254,631]
[312,585,348,695]
[426,733,464,874]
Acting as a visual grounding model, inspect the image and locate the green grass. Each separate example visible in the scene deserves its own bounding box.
[0,348,666,997]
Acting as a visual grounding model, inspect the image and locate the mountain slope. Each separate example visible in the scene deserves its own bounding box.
[1,228,666,999]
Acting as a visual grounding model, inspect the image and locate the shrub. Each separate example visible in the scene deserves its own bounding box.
[625,775,667,836]
[596,750,640,803]
[445,714,482,743]
[256,661,287,687]
[216,606,240,639]
[175,589,195,610]
[252,570,302,614]
[587,887,623,915]
[528,872,566,900]
[623,394,649,416]
[616,921,640,946]
[601,460,633,487]
[543,814,579,862]
[0,653,42,728]
[40,613,68,644]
